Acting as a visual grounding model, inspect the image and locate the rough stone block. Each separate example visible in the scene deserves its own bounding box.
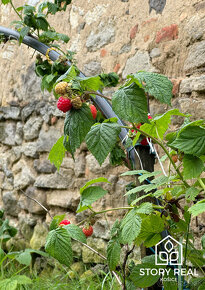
[184,41,205,73]
[2,191,19,217]
[82,237,107,263]
[47,190,80,210]
[34,169,73,189]
[23,117,43,141]
[37,128,61,152]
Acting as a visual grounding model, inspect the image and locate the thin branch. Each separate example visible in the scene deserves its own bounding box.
[20,189,53,219]
[122,244,135,290]
[84,90,112,101]
[73,238,123,287]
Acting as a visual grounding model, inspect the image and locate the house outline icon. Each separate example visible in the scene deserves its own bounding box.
[155,235,183,266]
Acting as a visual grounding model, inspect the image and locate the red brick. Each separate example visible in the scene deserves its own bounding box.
[171,78,182,96]
[130,24,138,39]
[142,17,158,26]
[156,24,178,44]
[113,63,120,73]
[51,116,58,125]
[100,48,107,57]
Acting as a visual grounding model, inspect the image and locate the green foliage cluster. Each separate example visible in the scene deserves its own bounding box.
[1,0,205,289]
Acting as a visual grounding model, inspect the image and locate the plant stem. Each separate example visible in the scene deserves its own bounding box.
[84,90,112,101]
[72,238,123,287]
[184,214,191,268]
[198,178,205,192]
[10,0,23,21]
[122,125,189,188]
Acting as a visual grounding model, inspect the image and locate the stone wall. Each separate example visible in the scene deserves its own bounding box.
[0,0,205,263]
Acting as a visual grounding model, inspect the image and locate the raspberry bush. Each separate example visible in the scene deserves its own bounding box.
[1,1,205,289]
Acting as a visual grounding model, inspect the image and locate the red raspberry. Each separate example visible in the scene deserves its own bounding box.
[89,105,97,119]
[82,225,93,237]
[59,219,71,226]
[57,97,72,113]
[148,114,152,120]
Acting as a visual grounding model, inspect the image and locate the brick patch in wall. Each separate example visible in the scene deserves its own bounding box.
[156,24,178,43]
[100,48,107,57]
[171,78,182,96]
[130,24,138,39]
[113,63,120,73]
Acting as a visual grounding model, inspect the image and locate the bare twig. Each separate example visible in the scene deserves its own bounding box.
[122,244,135,290]
[84,90,112,101]
[20,189,53,219]
[20,189,123,287]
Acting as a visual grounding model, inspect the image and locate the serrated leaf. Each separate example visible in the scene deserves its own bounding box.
[185,187,200,201]
[2,0,10,4]
[12,275,32,285]
[0,279,17,290]
[64,103,94,155]
[15,251,31,266]
[85,122,121,165]
[99,72,119,87]
[170,126,205,157]
[36,16,49,31]
[135,202,153,214]
[80,177,110,194]
[110,220,120,237]
[23,5,35,14]
[136,215,164,247]
[120,209,142,244]
[163,269,177,290]
[19,26,30,44]
[77,186,108,212]
[49,214,65,230]
[129,71,173,105]
[112,82,148,123]
[138,171,162,183]
[64,224,86,243]
[188,200,205,217]
[107,238,121,270]
[78,75,104,92]
[48,136,66,171]
[183,154,204,179]
[45,227,73,267]
[130,255,163,288]
[134,109,187,143]
[56,65,77,83]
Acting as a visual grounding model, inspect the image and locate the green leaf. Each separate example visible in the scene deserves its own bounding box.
[78,76,104,92]
[23,5,35,14]
[19,26,30,44]
[15,251,31,266]
[0,279,17,290]
[47,2,58,14]
[202,234,205,250]
[189,277,205,290]
[130,255,163,288]
[136,215,164,247]
[109,143,126,166]
[36,16,49,31]
[85,122,121,165]
[188,200,205,217]
[170,125,205,156]
[163,269,177,290]
[2,0,10,4]
[45,227,73,267]
[99,72,119,87]
[107,238,121,271]
[49,214,65,230]
[12,275,32,285]
[185,187,200,201]
[183,154,204,179]
[56,65,77,83]
[77,186,108,212]
[129,71,173,105]
[112,82,148,123]
[80,177,110,194]
[135,202,153,214]
[120,209,142,244]
[134,109,187,143]
[64,224,86,243]
[64,103,94,155]
[48,136,66,171]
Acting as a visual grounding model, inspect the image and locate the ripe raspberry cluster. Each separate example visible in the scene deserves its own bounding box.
[55,81,97,118]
